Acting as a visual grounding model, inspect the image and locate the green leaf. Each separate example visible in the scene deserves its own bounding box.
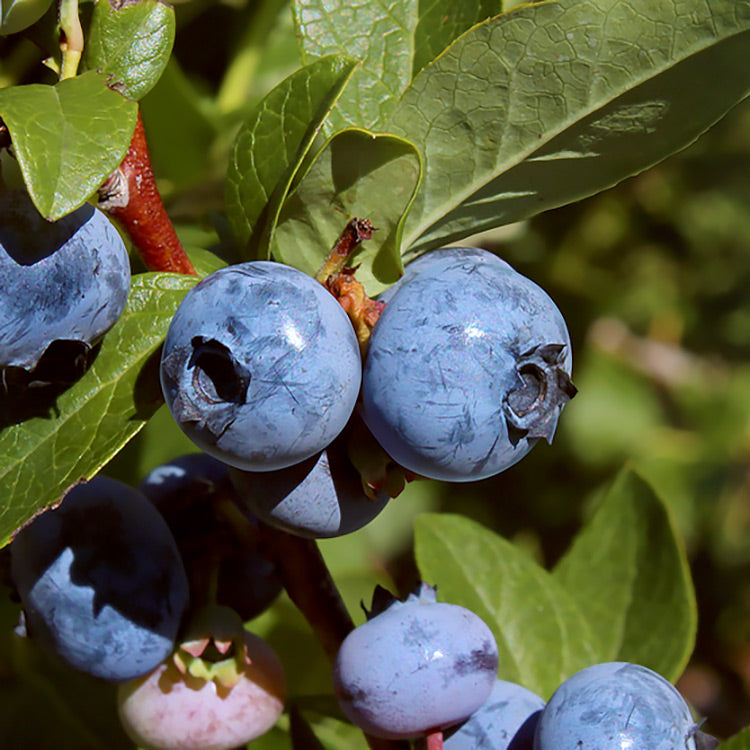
[271,128,421,292]
[84,0,175,101]
[415,513,599,699]
[0,273,198,549]
[412,0,503,75]
[553,468,697,682]
[387,0,750,255]
[293,0,418,131]
[721,729,750,749]
[0,72,137,219]
[293,0,503,131]
[225,55,358,258]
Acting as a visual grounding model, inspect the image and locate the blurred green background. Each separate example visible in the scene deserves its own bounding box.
[1,0,749,744]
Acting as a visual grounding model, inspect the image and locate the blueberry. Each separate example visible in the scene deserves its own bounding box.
[534,662,700,749]
[0,190,131,373]
[362,247,575,481]
[229,436,390,538]
[377,247,511,304]
[333,584,499,740]
[10,476,189,682]
[436,679,544,750]
[140,452,282,620]
[160,261,362,471]
[140,452,231,502]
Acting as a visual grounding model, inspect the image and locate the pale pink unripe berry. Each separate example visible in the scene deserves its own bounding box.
[117,631,285,750]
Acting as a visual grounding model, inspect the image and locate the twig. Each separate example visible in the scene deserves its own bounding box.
[255,524,409,750]
[98,112,197,275]
[256,524,353,661]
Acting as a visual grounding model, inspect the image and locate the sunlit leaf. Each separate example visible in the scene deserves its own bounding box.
[84,0,175,101]
[415,513,599,698]
[225,55,358,258]
[293,0,503,131]
[553,468,697,681]
[0,72,137,219]
[387,0,750,255]
[0,273,198,548]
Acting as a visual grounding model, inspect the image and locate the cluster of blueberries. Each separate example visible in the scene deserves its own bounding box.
[160,244,577,496]
[335,585,719,750]
[0,188,714,748]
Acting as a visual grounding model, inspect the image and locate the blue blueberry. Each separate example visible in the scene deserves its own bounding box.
[534,662,700,749]
[0,190,130,372]
[160,261,362,471]
[378,247,511,304]
[362,247,575,481]
[229,435,390,538]
[437,679,544,750]
[11,476,189,682]
[140,452,282,620]
[333,584,499,740]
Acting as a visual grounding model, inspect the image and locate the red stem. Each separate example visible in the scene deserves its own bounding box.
[99,111,197,275]
[425,729,444,750]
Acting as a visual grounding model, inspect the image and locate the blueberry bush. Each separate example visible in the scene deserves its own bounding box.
[1,0,750,747]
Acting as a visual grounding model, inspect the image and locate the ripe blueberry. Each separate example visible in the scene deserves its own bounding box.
[229,435,390,539]
[362,247,575,481]
[333,584,499,740]
[438,679,545,750]
[160,261,362,471]
[534,661,700,750]
[0,190,130,374]
[10,476,189,682]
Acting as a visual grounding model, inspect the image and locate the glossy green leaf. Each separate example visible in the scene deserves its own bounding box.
[271,128,421,293]
[84,0,175,101]
[415,513,599,699]
[293,0,503,132]
[0,72,137,219]
[0,273,198,549]
[225,55,358,258]
[721,729,750,749]
[293,0,417,131]
[0,0,53,36]
[387,0,750,255]
[553,468,697,682]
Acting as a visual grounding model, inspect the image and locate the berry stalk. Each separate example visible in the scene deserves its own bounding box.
[256,524,353,661]
[98,112,197,275]
[425,729,444,750]
[315,217,375,284]
[317,218,384,351]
